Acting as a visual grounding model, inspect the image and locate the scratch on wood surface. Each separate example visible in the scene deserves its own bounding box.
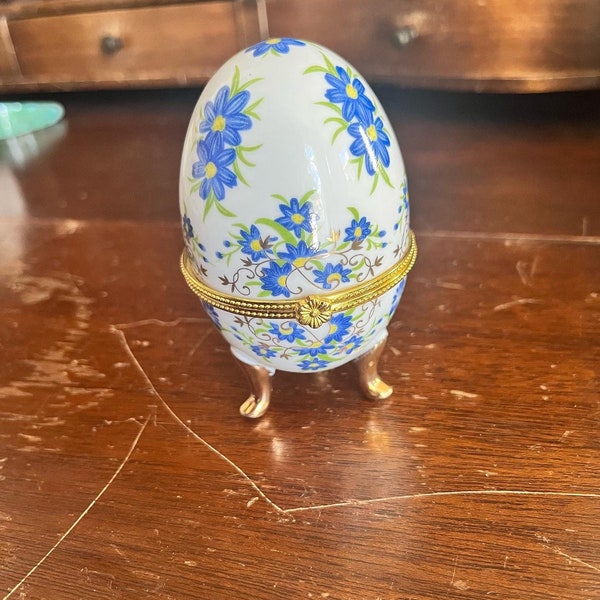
[114,317,209,330]
[449,389,479,399]
[516,256,540,287]
[493,298,542,312]
[3,411,153,600]
[418,230,600,246]
[549,546,600,574]
[284,490,600,514]
[111,326,287,517]
[537,535,600,574]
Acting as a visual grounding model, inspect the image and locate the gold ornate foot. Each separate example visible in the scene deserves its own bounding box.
[354,336,393,400]
[231,351,272,418]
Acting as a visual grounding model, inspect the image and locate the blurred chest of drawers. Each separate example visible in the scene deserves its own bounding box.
[1,0,599,92]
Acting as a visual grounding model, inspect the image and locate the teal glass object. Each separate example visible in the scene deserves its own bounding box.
[0,102,65,140]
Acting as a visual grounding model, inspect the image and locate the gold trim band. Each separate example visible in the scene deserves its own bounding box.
[181,230,417,328]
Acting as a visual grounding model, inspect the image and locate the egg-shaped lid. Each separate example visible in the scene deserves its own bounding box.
[180,38,411,303]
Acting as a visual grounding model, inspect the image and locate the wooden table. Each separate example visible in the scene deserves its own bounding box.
[1,87,599,599]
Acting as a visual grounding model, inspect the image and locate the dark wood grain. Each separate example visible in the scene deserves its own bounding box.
[267,0,600,92]
[0,88,599,599]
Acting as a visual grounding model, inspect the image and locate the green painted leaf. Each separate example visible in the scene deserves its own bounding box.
[203,194,214,220]
[258,290,272,298]
[324,116,347,126]
[356,155,364,179]
[214,200,236,218]
[316,101,342,116]
[332,125,347,144]
[233,160,249,187]
[237,77,263,93]
[379,165,394,188]
[256,217,296,245]
[322,52,337,76]
[369,173,379,195]
[230,66,241,96]
[190,181,201,194]
[303,65,329,75]
[348,206,360,221]
[299,189,316,204]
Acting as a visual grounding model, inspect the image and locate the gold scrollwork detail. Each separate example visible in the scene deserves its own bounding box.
[180,230,417,328]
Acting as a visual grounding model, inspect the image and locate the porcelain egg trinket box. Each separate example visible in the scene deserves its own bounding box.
[179,38,416,418]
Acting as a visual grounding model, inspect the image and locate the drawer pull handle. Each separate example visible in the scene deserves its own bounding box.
[393,26,418,47]
[100,35,124,56]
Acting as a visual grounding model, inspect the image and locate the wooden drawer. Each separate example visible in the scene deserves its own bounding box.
[267,0,600,91]
[6,1,240,88]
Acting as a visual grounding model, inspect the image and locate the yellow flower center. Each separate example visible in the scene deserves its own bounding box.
[205,162,217,179]
[328,323,338,335]
[268,38,281,45]
[293,257,308,268]
[250,239,262,252]
[366,125,378,142]
[277,275,287,288]
[291,213,304,225]
[327,273,342,286]
[346,84,358,100]
[280,324,292,335]
[354,227,362,238]
[212,115,226,132]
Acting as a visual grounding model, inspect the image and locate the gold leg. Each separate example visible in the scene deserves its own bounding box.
[230,351,272,418]
[354,336,393,400]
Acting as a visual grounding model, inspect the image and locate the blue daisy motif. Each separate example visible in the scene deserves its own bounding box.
[239,225,273,262]
[268,321,306,343]
[277,240,320,268]
[344,216,372,243]
[314,263,352,290]
[200,86,252,147]
[348,115,391,176]
[260,261,293,298]
[323,313,353,344]
[246,37,306,57]
[297,341,335,357]
[192,136,237,201]
[275,197,316,238]
[182,215,194,241]
[251,345,277,359]
[299,357,330,371]
[339,335,363,355]
[325,66,375,123]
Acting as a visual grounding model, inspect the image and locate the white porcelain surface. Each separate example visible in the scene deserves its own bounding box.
[179,38,411,373]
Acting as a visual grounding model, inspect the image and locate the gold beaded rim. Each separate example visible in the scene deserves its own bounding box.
[181,230,416,329]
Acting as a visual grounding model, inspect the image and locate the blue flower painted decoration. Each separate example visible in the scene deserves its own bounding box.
[348,115,391,176]
[239,224,272,262]
[344,216,372,243]
[268,321,307,343]
[304,53,394,192]
[200,86,252,147]
[246,37,306,57]
[277,240,320,267]
[189,67,263,218]
[313,263,352,289]
[275,196,316,238]
[324,66,375,123]
[260,261,293,298]
[299,357,330,371]
[192,136,237,201]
